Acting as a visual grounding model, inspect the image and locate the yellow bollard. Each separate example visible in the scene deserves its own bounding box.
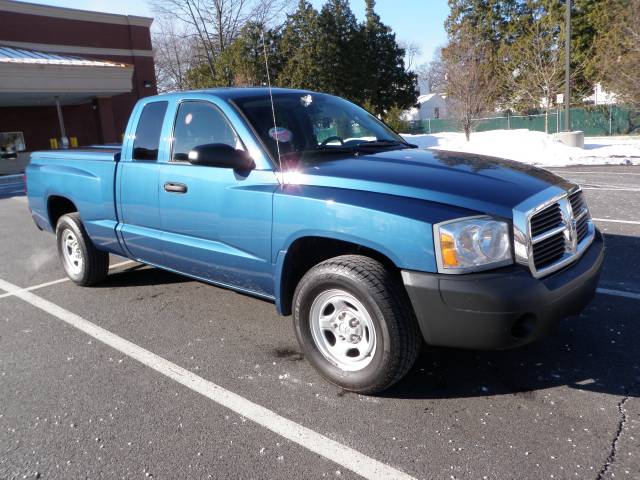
[70,137,78,148]
[49,138,59,150]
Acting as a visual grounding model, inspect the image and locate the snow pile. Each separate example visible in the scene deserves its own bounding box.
[401,129,640,167]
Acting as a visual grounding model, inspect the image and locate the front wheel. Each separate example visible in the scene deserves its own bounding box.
[292,255,421,394]
[56,213,109,286]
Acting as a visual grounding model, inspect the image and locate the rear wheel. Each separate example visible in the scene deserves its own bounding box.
[56,213,109,286]
[293,255,421,394]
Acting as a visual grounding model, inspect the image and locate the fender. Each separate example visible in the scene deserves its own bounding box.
[272,185,479,313]
[28,157,124,255]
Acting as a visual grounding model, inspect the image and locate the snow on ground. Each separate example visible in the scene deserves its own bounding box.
[400,129,640,167]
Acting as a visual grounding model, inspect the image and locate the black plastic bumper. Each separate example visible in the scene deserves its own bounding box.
[402,230,604,350]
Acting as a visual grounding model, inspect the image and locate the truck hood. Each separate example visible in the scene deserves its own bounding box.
[284,148,574,218]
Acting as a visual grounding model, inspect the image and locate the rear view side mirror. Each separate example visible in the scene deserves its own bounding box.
[188,143,254,170]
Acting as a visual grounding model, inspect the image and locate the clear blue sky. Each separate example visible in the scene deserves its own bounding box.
[25,0,448,66]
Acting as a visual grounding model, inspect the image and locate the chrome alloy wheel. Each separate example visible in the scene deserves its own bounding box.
[309,289,377,371]
[61,228,83,275]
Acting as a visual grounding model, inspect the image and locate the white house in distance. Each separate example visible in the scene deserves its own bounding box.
[583,83,618,105]
[401,93,451,122]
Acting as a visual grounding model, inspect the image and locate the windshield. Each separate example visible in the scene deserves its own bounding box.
[233,92,409,163]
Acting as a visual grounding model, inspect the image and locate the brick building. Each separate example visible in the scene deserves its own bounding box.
[0,0,156,153]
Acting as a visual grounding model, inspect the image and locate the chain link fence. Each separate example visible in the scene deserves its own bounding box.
[406,106,640,136]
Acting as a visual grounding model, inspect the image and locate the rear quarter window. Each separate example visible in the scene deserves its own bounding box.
[132,101,168,161]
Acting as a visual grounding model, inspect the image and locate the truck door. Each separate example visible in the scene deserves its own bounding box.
[117,100,168,266]
[158,100,276,297]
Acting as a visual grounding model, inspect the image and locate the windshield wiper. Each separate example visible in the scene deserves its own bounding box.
[352,140,417,151]
[301,139,418,158]
[303,146,355,155]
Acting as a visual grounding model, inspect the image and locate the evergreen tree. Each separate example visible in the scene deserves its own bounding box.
[315,0,362,101]
[183,0,417,113]
[529,0,598,99]
[445,0,517,104]
[445,0,521,50]
[361,0,417,115]
[445,0,599,104]
[225,22,282,87]
[591,0,640,107]
[277,1,323,90]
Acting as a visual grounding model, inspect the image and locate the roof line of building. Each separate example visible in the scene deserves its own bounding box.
[0,40,153,59]
[0,0,153,27]
[0,44,132,68]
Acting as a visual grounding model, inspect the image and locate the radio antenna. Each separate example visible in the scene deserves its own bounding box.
[261,30,283,181]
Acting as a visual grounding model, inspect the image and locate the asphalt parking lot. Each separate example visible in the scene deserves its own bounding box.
[1,165,639,480]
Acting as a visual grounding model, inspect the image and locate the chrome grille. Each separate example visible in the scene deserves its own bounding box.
[569,190,590,243]
[530,203,563,237]
[513,187,595,278]
[532,230,565,269]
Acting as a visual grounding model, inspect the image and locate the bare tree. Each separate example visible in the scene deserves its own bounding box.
[417,47,445,93]
[150,0,292,85]
[442,30,497,141]
[150,0,216,79]
[399,40,421,72]
[501,18,568,133]
[153,16,197,92]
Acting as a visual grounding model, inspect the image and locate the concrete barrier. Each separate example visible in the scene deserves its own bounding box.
[553,131,585,148]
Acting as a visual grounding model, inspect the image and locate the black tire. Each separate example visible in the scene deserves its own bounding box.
[292,255,421,394]
[56,213,109,286]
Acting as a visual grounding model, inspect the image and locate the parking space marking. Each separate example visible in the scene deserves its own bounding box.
[597,288,640,301]
[582,187,640,192]
[0,276,416,480]
[592,218,640,225]
[0,260,135,300]
[547,171,640,176]
[0,277,69,300]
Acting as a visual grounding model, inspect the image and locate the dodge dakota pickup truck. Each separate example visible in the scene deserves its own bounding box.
[26,88,604,393]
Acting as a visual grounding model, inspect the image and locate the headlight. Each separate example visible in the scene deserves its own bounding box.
[434,216,512,273]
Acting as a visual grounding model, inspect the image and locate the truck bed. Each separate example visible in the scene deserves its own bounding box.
[30,146,121,162]
[27,147,125,256]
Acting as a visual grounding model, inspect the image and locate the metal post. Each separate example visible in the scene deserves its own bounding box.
[428,117,431,134]
[55,97,68,148]
[564,0,571,132]
[609,105,613,135]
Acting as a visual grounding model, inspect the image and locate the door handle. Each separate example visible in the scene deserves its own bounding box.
[164,182,188,194]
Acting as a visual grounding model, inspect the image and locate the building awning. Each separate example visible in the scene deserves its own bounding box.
[0,45,134,107]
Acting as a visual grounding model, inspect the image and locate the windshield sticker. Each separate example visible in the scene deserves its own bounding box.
[300,94,313,107]
[269,127,292,143]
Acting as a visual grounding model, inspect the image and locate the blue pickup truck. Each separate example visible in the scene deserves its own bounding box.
[26,88,604,393]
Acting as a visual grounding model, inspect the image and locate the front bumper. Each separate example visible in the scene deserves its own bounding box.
[402,230,604,350]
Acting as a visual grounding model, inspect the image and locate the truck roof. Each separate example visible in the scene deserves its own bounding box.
[148,87,317,103]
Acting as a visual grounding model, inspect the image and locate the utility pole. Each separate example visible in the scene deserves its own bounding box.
[564,0,571,131]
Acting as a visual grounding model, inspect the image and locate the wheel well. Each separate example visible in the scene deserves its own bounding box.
[47,196,77,229]
[279,237,399,316]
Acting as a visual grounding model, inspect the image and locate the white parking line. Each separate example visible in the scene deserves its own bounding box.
[548,171,640,176]
[0,277,69,300]
[0,277,415,480]
[0,260,135,300]
[596,288,640,301]
[582,187,640,192]
[592,218,640,225]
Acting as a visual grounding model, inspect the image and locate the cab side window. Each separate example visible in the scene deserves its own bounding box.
[132,101,168,161]
[172,101,240,162]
